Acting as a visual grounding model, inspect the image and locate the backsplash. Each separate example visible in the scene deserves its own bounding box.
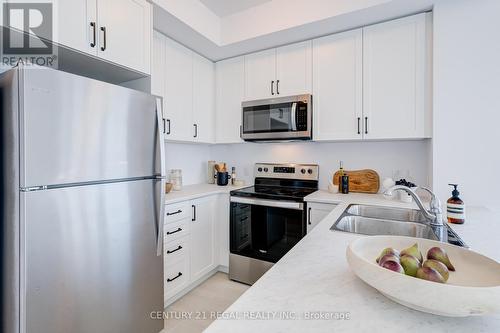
[165,140,431,190]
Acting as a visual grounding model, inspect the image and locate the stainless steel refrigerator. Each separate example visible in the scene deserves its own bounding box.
[1,66,166,333]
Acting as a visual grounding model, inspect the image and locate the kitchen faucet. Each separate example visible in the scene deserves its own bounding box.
[384,185,447,242]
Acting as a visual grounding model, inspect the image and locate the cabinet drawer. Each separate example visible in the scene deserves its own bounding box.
[164,219,190,243]
[165,202,191,224]
[164,255,189,300]
[164,236,189,265]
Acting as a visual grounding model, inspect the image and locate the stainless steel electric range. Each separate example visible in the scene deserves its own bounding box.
[229,163,319,285]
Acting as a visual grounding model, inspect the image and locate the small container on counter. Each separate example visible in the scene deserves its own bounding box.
[447,184,465,224]
[207,161,216,184]
[231,167,237,185]
[169,169,183,191]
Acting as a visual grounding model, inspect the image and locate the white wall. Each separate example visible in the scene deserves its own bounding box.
[210,141,430,191]
[432,0,500,210]
[165,143,212,185]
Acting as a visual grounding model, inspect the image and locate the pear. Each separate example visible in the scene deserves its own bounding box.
[381,260,405,274]
[423,259,450,282]
[400,254,421,277]
[378,254,400,267]
[376,248,400,263]
[400,243,423,263]
[427,247,455,271]
[416,267,445,283]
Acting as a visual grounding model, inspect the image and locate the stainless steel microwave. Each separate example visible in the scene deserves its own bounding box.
[241,94,312,141]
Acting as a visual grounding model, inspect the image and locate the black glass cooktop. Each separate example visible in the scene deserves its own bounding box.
[231,178,318,201]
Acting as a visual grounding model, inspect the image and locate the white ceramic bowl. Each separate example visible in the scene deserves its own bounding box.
[346,235,500,317]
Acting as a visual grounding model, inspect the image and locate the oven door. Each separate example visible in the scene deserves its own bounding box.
[230,196,306,263]
[241,94,312,141]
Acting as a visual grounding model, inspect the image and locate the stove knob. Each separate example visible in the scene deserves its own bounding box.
[263,167,269,172]
[301,169,306,174]
[258,167,263,172]
[308,169,313,174]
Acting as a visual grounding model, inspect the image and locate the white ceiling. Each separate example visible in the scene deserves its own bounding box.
[199,0,272,17]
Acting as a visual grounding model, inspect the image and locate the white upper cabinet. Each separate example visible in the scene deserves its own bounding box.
[56,0,97,55]
[244,41,312,100]
[153,33,215,143]
[97,0,151,74]
[244,48,276,101]
[276,41,312,97]
[215,56,245,144]
[190,197,217,282]
[193,53,215,143]
[164,36,194,142]
[363,13,431,139]
[313,29,363,141]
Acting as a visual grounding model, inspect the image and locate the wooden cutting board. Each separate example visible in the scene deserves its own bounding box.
[333,169,380,194]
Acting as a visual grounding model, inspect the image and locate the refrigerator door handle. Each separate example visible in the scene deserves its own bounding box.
[155,178,166,256]
[155,95,166,256]
[155,95,167,177]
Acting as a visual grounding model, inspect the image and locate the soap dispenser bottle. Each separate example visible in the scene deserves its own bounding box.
[447,184,465,224]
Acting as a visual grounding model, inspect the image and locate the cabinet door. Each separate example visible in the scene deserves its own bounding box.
[56,0,97,55]
[276,41,312,96]
[307,202,337,233]
[193,53,215,143]
[244,48,276,100]
[215,56,245,144]
[164,36,194,142]
[363,13,428,139]
[313,29,363,141]
[97,0,151,74]
[190,197,216,282]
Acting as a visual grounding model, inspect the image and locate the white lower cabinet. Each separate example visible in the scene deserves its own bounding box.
[307,202,337,233]
[163,195,220,305]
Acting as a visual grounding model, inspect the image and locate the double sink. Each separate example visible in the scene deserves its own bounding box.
[331,204,467,247]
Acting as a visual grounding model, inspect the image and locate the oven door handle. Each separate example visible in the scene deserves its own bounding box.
[291,102,297,131]
[230,196,304,210]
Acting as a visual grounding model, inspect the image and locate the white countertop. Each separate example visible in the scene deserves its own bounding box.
[206,191,500,332]
[164,183,249,204]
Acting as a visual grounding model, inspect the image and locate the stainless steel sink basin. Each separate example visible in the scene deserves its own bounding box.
[331,204,468,247]
[333,215,438,240]
[346,204,429,223]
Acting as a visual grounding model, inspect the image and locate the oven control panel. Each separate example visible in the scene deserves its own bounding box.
[255,163,319,181]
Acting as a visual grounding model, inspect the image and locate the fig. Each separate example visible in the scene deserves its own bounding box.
[416,267,445,283]
[400,254,421,277]
[378,254,400,266]
[376,248,400,263]
[400,243,423,263]
[423,259,450,282]
[427,247,455,271]
[381,260,405,274]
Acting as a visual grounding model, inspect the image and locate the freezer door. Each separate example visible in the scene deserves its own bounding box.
[19,67,160,187]
[21,179,163,333]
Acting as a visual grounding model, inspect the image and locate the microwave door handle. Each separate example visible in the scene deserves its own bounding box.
[291,102,297,131]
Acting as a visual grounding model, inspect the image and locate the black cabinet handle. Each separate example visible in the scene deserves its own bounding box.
[100,26,106,51]
[90,22,96,47]
[357,117,361,135]
[166,245,182,254]
[193,124,198,138]
[166,228,182,235]
[365,117,368,134]
[166,119,171,135]
[276,80,280,95]
[167,209,182,216]
[271,80,275,95]
[167,272,182,283]
[308,207,312,225]
[240,216,248,222]
[192,205,196,221]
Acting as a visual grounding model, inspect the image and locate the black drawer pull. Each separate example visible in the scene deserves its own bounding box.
[167,245,182,254]
[167,272,182,283]
[240,216,248,222]
[167,209,182,216]
[166,228,182,235]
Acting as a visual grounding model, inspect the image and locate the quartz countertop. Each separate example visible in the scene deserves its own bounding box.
[206,191,500,333]
[165,183,250,205]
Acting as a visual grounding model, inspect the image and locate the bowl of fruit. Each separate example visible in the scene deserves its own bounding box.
[346,235,500,317]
